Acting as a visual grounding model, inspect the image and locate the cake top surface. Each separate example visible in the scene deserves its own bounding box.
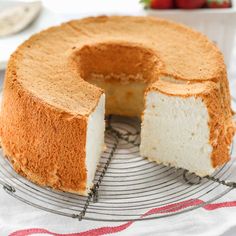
[149,80,216,97]
[8,16,226,116]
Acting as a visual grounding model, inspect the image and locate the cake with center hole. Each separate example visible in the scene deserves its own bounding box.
[0,16,235,196]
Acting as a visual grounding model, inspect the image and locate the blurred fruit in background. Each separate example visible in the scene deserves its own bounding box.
[207,0,231,8]
[140,0,232,9]
[140,0,174,9]
[175,0,205,9]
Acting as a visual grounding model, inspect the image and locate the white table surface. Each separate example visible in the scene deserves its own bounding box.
[0,1,236,235]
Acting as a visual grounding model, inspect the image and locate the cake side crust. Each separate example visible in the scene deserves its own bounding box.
[0,59,92,196]
[199,81,235,168]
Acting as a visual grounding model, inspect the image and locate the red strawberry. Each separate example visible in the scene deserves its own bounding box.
[140,0,174,9]
[151,0,174,9]
[207,0,231,8]
[175,0,206,9]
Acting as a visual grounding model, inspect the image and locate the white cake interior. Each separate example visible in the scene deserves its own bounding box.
[140,91,215,176]
[85,94,105,192]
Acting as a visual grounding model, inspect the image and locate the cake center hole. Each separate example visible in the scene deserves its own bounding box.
[74,42,161,116]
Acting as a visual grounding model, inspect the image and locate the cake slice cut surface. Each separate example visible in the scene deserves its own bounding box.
[141,80,234,176]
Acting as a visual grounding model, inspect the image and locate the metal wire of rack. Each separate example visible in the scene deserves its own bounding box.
[0,114,235,222]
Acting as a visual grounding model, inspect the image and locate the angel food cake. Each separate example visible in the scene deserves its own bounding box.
[0,16,235,196]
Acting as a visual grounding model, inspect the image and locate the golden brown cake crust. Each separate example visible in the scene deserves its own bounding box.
[200,81,235,168]
[1,16,235,195]
[1,55,88,195]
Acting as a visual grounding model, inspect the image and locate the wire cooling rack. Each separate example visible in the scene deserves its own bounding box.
[0,114,235,222]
